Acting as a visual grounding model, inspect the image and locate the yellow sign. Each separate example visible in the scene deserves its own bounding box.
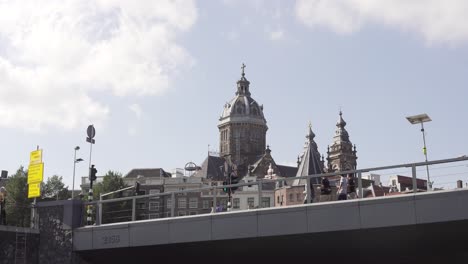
[28,163,44,184]
[30,150,42,165]
[28,182,41,198]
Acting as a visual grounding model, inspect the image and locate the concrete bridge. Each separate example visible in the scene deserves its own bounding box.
[74,188,468,263]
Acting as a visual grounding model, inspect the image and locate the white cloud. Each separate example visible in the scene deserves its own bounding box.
[295,0,468,45]
[128,126,137,136]
[129,103,142,120]
[0,0,197,132]
[269,29,284,41]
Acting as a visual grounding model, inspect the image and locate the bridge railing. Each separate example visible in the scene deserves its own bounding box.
[81,156,468,226]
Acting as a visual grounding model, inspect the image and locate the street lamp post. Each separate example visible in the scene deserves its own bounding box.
[406,113,432,191]
[72,146,84,199]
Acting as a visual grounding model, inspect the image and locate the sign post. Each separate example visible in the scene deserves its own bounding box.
[28,147,44,229]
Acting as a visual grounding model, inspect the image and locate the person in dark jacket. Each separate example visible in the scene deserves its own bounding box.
[321,177,331,195]
[347,173,357,199]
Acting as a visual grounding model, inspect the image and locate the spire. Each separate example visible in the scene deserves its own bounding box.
[236,63,251,96]
[337,110,347,128]
[306,121,316,141]
[293,123,323,186]
[334,111,350,143]
[265,145,271,155]
[327,110,357,172]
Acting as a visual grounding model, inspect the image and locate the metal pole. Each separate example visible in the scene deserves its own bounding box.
[258,180,263,208]
[87,179,93,225]
[72,149,77,200]
[171,192,175,217]
[132,197,136,221]
[357,172,362,199]
[213,186,217,214]
[87,139,94,225]
[88,142,93,169]
[98,195,102,225]
[412,165,417,193]
[421,122,432,191]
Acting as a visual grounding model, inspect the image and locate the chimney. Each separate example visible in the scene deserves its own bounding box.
[0,170,7,178]
[457,180,463,189]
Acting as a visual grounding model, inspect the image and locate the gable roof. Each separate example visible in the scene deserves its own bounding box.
[277,165,298,178]
[124,168,170,178]
[192,155,226,181]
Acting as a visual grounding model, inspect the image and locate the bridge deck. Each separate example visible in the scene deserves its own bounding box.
[74,188,468,258]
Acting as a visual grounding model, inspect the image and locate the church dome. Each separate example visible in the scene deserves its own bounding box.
[218,64,267,126]
[220,95,265,120]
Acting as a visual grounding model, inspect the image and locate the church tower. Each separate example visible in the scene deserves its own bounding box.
[218,64,268,174]
[327,111,358,172]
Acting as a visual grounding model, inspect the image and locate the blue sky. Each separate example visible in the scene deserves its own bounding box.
[0,0,467,190]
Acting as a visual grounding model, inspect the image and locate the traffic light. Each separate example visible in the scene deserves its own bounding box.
[223,181,230,193]
[89,165,97,182]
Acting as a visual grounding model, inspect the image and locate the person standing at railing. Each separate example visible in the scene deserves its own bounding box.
[0,187,7,225]
[347,174,357,199]
[337,174,348,200]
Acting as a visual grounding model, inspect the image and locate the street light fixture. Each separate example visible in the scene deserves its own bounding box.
[72,146,84,199]
[406,113,432,191]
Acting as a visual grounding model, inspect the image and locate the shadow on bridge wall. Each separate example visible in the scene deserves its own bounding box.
[77,219,468,264]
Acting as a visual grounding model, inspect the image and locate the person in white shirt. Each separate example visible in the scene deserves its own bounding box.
[337,174,348,200]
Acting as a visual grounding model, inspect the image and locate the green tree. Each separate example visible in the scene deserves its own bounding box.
[92,171,127,198]
[92,171,130,224]
[42,175,70,201]
[5,167,31,227]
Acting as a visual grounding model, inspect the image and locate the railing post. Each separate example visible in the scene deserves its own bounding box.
[213,186,217,213]
[97,197,102,225]
[412,165,417,193]
[258,180,263,208]
[358,172,362,199]
[171,192,175,217]
[306,176,311,204]
[132,197,136,221]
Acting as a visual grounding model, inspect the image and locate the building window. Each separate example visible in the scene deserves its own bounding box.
[149,189,160,199]
[178,198,187,209]
[189,198,198,209]
[137,202,146,209]
[392,179,397,186]
[222,199,229,208]
[202,200,210,209]
[167,198,172,208]
[261,197,270,208]
[233,198,240,209]
[148,213,159,219]
[277,195,280,204]
[296,193,301,201]
[189,211,197,215]
[149,202,159,211]
[289,193,294,202]
[178,211,186,216]
[247,197,255,208]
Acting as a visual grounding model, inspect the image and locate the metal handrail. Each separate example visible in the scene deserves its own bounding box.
[88,156,468,225]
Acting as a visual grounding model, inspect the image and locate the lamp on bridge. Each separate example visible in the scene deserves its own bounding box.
[406,113,432,191]
[73,146,84,199]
